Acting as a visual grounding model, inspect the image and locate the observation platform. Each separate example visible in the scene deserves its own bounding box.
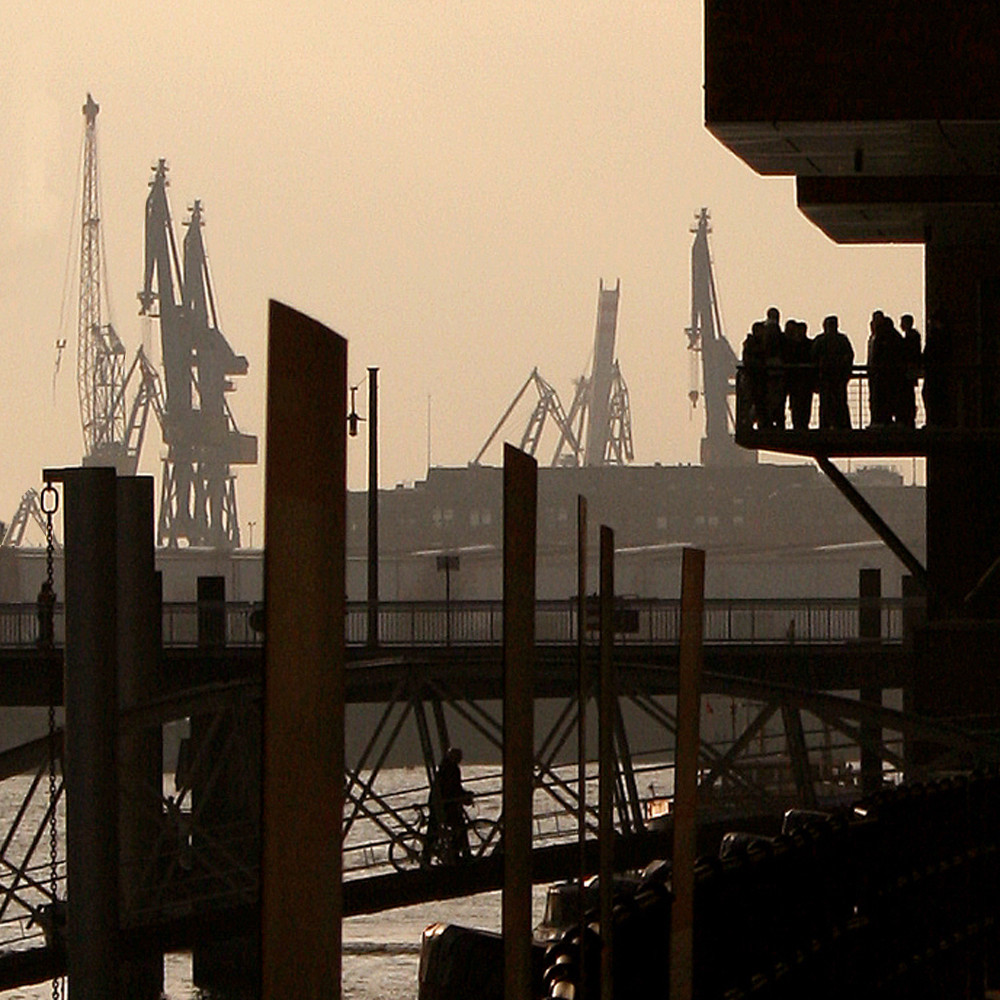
[734,364,1000,458]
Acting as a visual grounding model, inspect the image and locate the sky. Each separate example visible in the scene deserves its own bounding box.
[1,1,924,543]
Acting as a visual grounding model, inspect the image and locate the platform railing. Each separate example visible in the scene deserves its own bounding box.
[0,597,913,650]
[735,361,1000,440]
[735,364,927,435]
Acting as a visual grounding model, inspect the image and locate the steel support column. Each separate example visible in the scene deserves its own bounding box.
[261,301,346,999]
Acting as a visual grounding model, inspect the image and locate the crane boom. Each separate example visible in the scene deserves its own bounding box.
[139,160,257,548]
[583,280,620,466]
[688,209,756,467]
[77,93,128,467]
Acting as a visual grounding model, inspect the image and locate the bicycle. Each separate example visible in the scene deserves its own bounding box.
[389,802,501,872]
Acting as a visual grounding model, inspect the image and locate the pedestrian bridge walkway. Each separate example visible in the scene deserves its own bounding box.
[0,595,911,650]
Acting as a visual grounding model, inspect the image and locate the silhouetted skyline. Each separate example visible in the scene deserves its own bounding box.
[2,2,923,537]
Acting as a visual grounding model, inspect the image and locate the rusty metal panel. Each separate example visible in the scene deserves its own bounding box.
[262,301,346,998]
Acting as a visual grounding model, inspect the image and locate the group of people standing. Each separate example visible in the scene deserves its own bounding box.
[740,307,922,432]
[867,310,922,428]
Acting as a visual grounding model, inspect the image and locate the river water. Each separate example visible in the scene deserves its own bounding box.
[0,769,564,1000]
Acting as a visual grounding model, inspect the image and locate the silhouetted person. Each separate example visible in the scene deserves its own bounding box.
[922,314,951,426]
[424,746,473,863]
[784,320,814,430]
[741,322,767,429]
[867,310,904,426]
[898,313,922,428]
[813,315,854,429]
[762,312,787,428]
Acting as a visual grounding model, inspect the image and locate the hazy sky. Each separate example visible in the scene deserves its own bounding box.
[2,1,923,541]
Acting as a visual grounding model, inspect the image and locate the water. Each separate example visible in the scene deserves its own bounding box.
[0,770,557,1000]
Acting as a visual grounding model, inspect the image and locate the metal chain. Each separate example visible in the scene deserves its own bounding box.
[41,483,61,1000]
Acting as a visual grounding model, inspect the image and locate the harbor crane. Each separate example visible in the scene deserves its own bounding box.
[473,281,634,467]
[139,160,257,548]
[686,208,756,467]
[73,95,166,479]
[76,93,129,469]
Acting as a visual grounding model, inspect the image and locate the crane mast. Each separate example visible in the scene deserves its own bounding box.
[77,93,127,467]
[139,160,257,548]
[687,208,755,467]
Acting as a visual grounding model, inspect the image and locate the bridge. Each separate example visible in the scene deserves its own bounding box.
[2,590,992,993]
[0,595,913,706]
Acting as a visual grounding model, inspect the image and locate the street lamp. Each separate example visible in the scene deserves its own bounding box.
[348,370,380,648]
[247,520,257,548]
[437,553,460,645]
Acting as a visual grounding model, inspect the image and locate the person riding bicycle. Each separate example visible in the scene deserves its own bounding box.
[423,746,474,864]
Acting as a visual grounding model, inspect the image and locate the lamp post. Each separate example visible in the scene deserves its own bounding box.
[437,553,459,645]
[348,371,380,649]
[247,520,256,548]
[367,368,379,649]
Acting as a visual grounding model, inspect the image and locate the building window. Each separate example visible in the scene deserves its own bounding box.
[470,510,480,527]
[657,516,668,531]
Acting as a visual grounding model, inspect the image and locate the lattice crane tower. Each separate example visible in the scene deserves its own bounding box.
[77,93,127,467]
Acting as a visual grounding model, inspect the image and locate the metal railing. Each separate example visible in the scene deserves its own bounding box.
[0,596,912,650]
[735,360,1000,436]
[735,364,928,434]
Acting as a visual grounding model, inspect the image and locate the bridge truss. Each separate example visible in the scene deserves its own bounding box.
[0,651,997,988]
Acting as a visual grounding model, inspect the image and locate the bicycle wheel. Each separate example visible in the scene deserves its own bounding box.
[389,830,425,872]
[467,818,501,859]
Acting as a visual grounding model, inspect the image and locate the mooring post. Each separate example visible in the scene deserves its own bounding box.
[261,301,346,998]
[116,475,162,1000]
[193,575,256,996]
[859,567,882,795]
[502,444,537,1000]
[54,465,120,1000]
[598,525,615,1000]
[670,547,705,1000]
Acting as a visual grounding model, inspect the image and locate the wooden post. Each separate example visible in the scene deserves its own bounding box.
[117,476,162,1000]
[261,301,346,999]
[502,444,537,1000]
[670,547,705,1000]
[599,525,614,1000]
[859,568,882,795]
[577,495,588,999]
[58,466,121,1000]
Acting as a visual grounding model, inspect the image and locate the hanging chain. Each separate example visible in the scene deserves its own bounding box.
[40,482,61,1000]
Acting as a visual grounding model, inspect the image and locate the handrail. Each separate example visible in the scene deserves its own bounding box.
[0,596,917,650]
